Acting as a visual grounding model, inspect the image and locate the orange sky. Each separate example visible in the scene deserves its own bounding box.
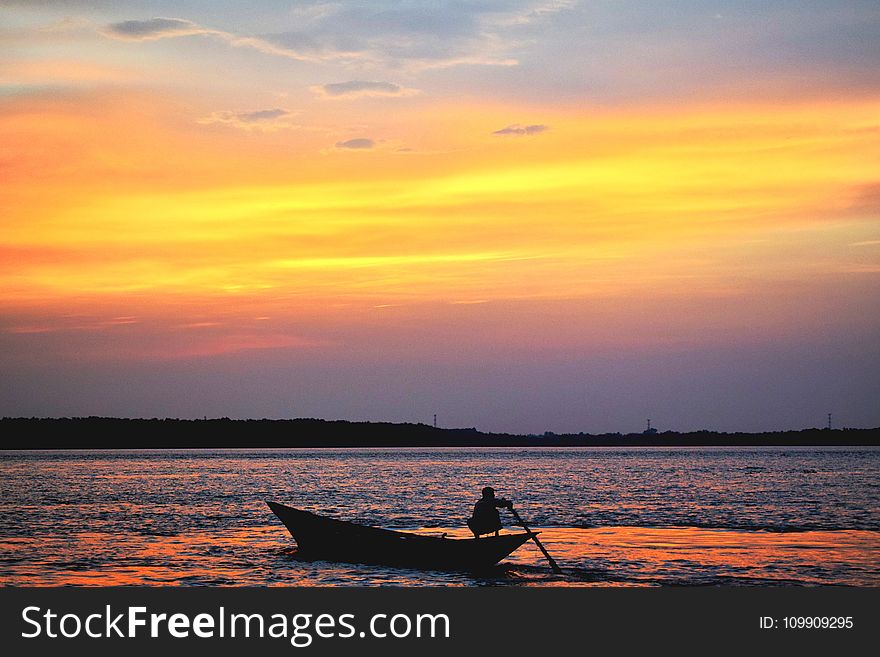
[4,94,877,307]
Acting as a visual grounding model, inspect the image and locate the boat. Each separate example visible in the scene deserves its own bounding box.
[266,501,533,571]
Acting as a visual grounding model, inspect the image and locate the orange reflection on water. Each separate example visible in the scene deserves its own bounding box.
[415,525,880,586]
[1,524,877,587]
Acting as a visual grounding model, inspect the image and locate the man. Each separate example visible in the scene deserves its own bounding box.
[467,486,513,538]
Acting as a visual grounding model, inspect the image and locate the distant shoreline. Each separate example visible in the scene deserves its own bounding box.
[1,417,878,449]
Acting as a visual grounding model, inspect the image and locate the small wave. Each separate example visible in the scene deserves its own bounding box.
[500,564,854,587]
[681,521,854,533]
[502,563,616,583]
[569,521,875,533]
[647,574,821,587]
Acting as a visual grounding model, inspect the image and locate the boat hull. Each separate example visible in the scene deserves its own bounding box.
[267,501,532,571]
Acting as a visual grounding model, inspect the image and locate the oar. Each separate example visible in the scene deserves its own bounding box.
[508,505,563,574]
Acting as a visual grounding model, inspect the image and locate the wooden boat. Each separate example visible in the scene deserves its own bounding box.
[267,501,533,571]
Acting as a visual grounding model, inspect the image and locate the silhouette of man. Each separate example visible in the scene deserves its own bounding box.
[468,486,512,538]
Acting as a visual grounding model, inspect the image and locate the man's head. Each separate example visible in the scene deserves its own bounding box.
[481,486,495,499]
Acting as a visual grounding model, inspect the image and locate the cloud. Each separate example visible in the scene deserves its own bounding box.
[102,18,205,41]
[100,2,577,72]
[335,138,375,150]
[197,108,299,131]
[492,124,549,136]
[232,109,289,122]
[261,2,534,70]
[495,0,578,26]
[311,80,420,99]
[101,16,347,63]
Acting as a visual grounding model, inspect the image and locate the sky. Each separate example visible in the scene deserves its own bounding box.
[1,1,878,434]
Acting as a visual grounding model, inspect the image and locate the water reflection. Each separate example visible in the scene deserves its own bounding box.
[0,447,877,586]
[1,524,876,586]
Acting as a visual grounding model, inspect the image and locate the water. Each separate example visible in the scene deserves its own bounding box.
[0,447,877,586]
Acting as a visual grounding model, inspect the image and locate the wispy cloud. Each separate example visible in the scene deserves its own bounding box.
[334,138,375,150]
[493,123,549,136]
[311,80,420,99]
[102,18,205,41]
[197,108,299,131]
[101,2,578,71]
[101,16,352,63]
[495,0,578,26]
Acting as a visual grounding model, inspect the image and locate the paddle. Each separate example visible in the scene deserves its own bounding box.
[507,505,563,574]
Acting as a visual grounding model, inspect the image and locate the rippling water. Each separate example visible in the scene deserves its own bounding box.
[1,447,877,586]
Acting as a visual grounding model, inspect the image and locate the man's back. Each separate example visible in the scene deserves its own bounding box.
[468,492,510,536]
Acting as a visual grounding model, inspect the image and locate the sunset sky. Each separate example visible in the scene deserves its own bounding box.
[2,1,878,434]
